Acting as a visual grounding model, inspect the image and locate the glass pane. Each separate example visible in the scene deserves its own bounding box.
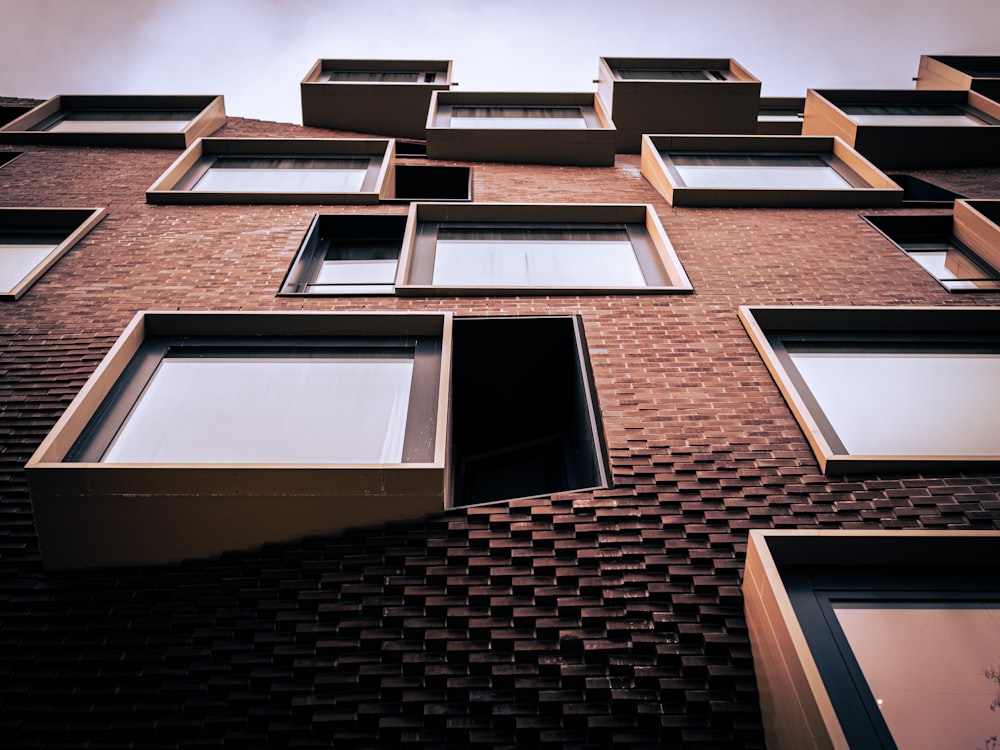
[788,348,1000,455]
[667,154,853,189]
[616,69,726,80]
[833,603,1000,750]
[46,110,196,133]
[103,355,414,463]
[0,243,57,292]
[432,239,646,287]
[193,165,368,193]
[849,114,985,126]
[315,259,397,285]
[903,244,995,284]
[321,71,425,82]
[450,107,587,129]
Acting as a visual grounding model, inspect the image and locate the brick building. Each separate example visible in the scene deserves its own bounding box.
[1,55,999,748]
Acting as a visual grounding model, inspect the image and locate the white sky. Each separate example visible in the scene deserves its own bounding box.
[2,0,999,125]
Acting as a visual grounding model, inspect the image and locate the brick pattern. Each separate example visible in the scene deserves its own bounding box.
[0,117,999,748]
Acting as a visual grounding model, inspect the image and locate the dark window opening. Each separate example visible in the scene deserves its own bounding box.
[394,165,471,200]
[280,214,406,296]
[450,316,608,506]
[886,174,964,207]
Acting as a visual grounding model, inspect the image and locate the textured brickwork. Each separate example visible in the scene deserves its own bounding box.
[0,113,999,749]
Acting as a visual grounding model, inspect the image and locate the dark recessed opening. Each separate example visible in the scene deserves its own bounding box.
[450,316,607,506]
[887,174,964,207]
[395,164,471,200]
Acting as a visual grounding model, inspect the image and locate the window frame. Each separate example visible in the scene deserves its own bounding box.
[739,305,1000,473]
[394,202,693,296]
[279,214,408,296]
[0,95,225,148]
[146,137,395,204]
[744,529,1000,750]
[641,135,902,208]
[26,311,452,570]
[0,207,106,300]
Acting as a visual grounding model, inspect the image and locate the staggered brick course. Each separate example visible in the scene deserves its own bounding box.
[0,109,998,748]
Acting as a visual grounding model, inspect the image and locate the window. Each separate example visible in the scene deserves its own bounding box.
[885,173,964,207]
[450,316,608,506]
[756,97,804,135]
[641,135,901,207]
[300,59,452,139]
[596,57,761,152]
[0,207,106,300]
[426,92,615,166]
[0,95,225,148]
[392,165,471,201]
[739,306,1000,473]
[280,214,407,296]
[744,530,1000,750]
[146,138,394,204]
[395,203,692,295]
[865,213,1000,291]
[802,90,1000,168]
[27,311,451,569]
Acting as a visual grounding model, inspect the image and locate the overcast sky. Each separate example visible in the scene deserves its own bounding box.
[2,0,999,124]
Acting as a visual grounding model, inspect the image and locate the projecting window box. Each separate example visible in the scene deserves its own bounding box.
[0,95,226,148]
[146,137,394,204]
[917,54,1000,102]
[426,92,616,166]
[802,89,1000,168]
[393,203,692,295]
[300,59,452,139]
[26,311,452,569]
[744,529,1000,750]
[865,199,1000,291]
[641,135,901,208]
[0,207,106,300]
[739,305,1000,473]
[596,57,762,152]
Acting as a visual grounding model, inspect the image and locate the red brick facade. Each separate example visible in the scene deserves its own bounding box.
[1,98,999,748]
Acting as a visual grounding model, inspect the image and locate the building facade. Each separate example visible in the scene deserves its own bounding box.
[1,56,999,748]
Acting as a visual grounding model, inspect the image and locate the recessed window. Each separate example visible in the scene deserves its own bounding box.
[450,316,608,506]
[392,165,471,201]
[865,213,1000,291]
[27,311,451,569]
[0,95,225,148]
[317,70,441,83]
[641,135,901,207]
[396,203,692,295]
[146,138,394,204]
[886,173,964,207]
[0,208,106,300]
[739,306,1000,473]
[744,530,1000,750]
[280,214,406,296]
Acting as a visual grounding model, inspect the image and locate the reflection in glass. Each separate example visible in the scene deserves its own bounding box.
[0,242,58,293]
[666,153,853,189]
[450,107,588,129]
[615,69,729,81]
[192,158,369,193]
[842,103,988,127]
[432,227,645,287]
[103,355,414,463]
[788,348,1000,455]
[900,241,1000,290]
[44,110,197,133]
[834,603,1000,750]
[320,71,428,82]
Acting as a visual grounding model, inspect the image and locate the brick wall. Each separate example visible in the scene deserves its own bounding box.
[0,117,998,748]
